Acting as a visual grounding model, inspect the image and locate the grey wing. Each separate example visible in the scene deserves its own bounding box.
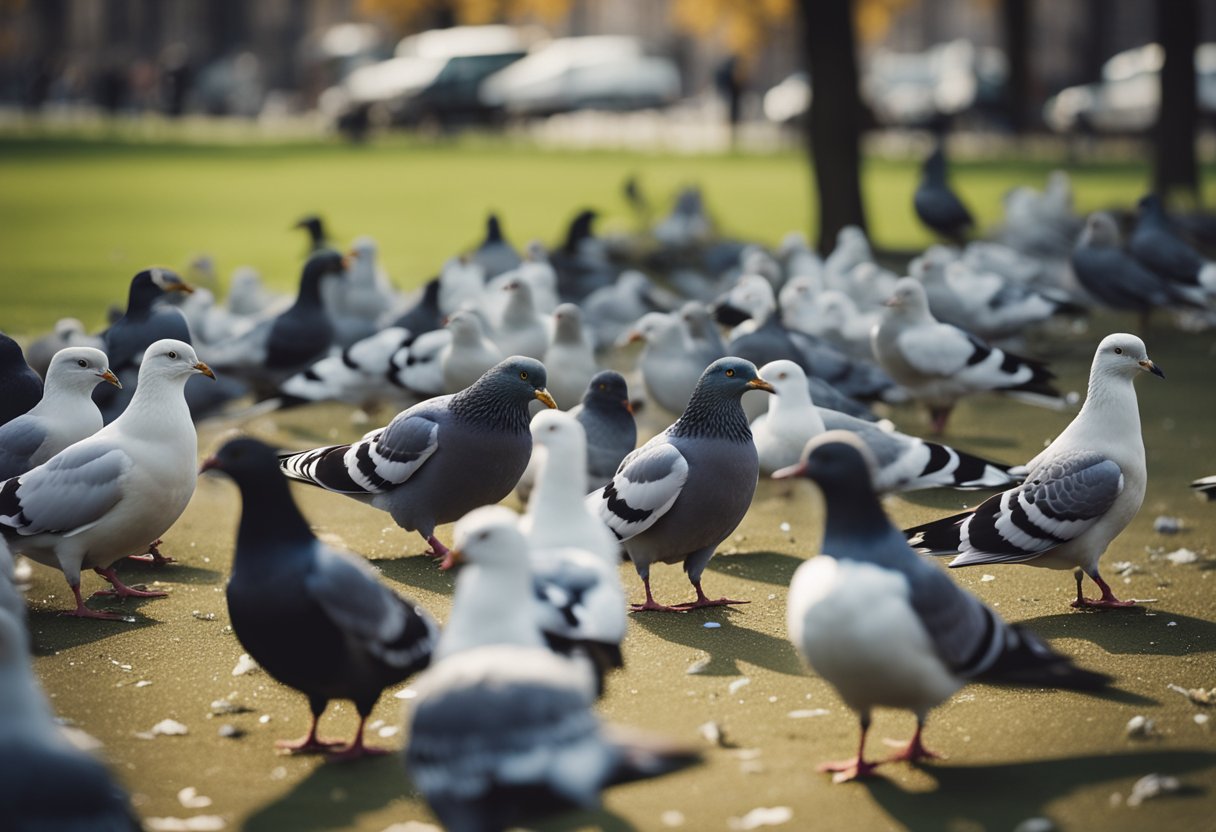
[0,442,130,536]
[0,416,48,480]
[306,547,436,671]
[347,408,443,491]
[950,451,1122,567]
[588,438,688,541]
[819,408,905,469]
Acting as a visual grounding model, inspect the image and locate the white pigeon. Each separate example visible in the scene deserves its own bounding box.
[437,255,487,317]
[486,250,560,316]
[813,291,881,360]
[621,311,713,416]
[755,360,1017,491]
[342,236,398,323]
[0,339,214,618]
[911,251,1063,340]
[493,278,548,360]
[823,225,874,291]
[440,310,502,394]
[906,333,1163,609]
[0,348,121,481]
[781,432,1108,783]
[543,304,599,410]
[871,278,1063,435]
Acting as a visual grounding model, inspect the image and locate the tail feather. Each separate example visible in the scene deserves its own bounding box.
[1191,474,1216,500]
[278,445,369,494]
[978,623,1111,692]
[926,442,1021,490]
[603,724,702,787]
[904,511,969,555]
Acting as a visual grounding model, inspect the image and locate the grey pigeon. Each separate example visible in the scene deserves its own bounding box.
[0,348,120,481]
[543,303,598,410]
[472,213,522,279]
[1128,194,1216,293]
[0,606,139,830]
[0,340,214,618]
[440,310,502,394]
[202,437,436,760]
[390,277,444,335]
[493,278,548,360]
[914,145,974,243]
[905,333,1163,609]
[587,357,774,611]
[779,432,1109,783]
[1073,212,1207,328]
[570,370,637,492]
[622,311,720,416]
[0,334,43,428]
[872,278,1062,435]
[406,506,699,832]
[280,357,556,557]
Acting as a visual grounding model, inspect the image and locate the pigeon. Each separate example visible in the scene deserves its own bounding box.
[570,370,637,492]
[872,278,1063,435]
[390,277,444,335]
[0,348,120,481]
[755,361,1018,491]
[779,432,1109,782]
[823,226,875,290]
[202,437,436,760]
[1192,475,1216,500]
[778,231,826,282]
[914,145,974,243]
[471,213,522,279]
[389,328,451,398]
[202,249,347,390]
[407,506,699,831]
[294,214,330,253]
[516,414,627,690]
[543,304,599,410]
[588,357,774,611]
[0,606,140,829]
[653,186,713,248]
[225,265,289,319]
[905,333,1163,609]
[0,340,214,618]
[325,236,396,347]
[101,268,195,374]
[581,270,669,351]
[280,357,556,556]
[0,334,44,428]
[623,311,719,416]
[24,318,107,379]
[1128,194,1216,294]
[278,327,414,408]
[1072,212,1207,328]
[440,310,502,394]
[493,278,548,360]
[437,256,486,318]
[487,247,560,315]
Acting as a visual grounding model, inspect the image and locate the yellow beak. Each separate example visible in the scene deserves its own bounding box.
[98,369,122,389]
[534,389,558,409]
[747,377,776,394]
[193,362,216,379]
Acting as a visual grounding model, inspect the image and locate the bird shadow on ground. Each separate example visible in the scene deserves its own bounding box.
[25,607,157,654]
[629,611,803,677]
[114,562,223,586]
[705,550,804,587]
[533,808,640,832]
[1021,609,1216,657]
[244,756,416,832]
[371,555,457,597]
[862,750,1215,830]
[893,489,986,510]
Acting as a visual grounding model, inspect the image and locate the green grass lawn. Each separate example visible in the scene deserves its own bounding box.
[2,129,1211,335]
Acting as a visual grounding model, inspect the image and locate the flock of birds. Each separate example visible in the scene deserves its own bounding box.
[2,145,1216,831]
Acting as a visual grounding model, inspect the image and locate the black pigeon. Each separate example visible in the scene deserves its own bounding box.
[472,213,521,279]
[294,214,329,253]
[389,277,443,336]
[914,145,975,243]
[0,333,43,428]
[570,370,637,492]
[202,437,437,760]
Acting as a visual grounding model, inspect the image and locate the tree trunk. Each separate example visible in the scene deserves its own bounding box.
[798,0,867,254]
[1001,0,1031,132]
[1153,0,1200,202]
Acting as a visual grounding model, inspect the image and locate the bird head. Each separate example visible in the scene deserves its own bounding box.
[1093,333,1164,380]
[583,370,632,412]
[198,436,279,482]
[443,504,526,571]
[47,347,121,392]
[883,277,928,313]
[695,357,774,398]
[757,359,806,399]
[529,408,585,456]
[773,430,878,491]
[139,339,214,382]
[481,356,555,409]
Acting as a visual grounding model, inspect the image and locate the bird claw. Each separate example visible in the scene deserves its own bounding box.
[817,757,881,783]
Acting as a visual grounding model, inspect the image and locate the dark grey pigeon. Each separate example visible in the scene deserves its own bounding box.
[202,437,436,760]
[587,357,775,611]
[569,370,637,491]
[472,213,522,279]
[0,607,140,830]
[280,356,557,557]
[551,208,614,302]
[780,432,1109,783]
[0,334,43,428]
[914,145,974,244]
[1128,194,1215,290]
[389,277,443,335]
[294,214,330,253]
[406,507,699,832]
[1073,212,1205,328]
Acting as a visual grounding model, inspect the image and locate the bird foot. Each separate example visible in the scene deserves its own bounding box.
[275,736,346,755]
[326,744,390,762]
[817,757,881,783]
[1071,596,1150,609]
[629,599,690,613]
[882,737,943,763]
[670,597,750,610]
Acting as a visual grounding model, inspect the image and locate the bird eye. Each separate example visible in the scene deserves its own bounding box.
[168,350,178,359]
[519,371,529,380]
[477,531,488,541]
[77,359,87,367]
[725,369,735,377]
[1114,347,1123,355]
[598,384,606,391]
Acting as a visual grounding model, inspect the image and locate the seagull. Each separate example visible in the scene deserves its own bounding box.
[407,506,699,831]
[0,348,120,481]
[872,278,1063,435]
[0,333,44,428]
[280,357,556,557]
[622,311,717,416]
[905,333,1163,609]
[324,236,396,347]
[588,357,774,612]
[0,606,140,828]
[914,145,974,244]
[543,303,599,410]
[493,278,548,360]
[779,432,1109,782]
[0,340,214,618]
[202,437,436,760]
[437,256,486,318]
[570,370,637,492]
[440,310,502,395]
[756,361,1018,491]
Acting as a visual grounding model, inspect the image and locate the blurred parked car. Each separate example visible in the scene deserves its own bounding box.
[1043,42,1216,133]
[479,36,680,117]
[322,25,531,134]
